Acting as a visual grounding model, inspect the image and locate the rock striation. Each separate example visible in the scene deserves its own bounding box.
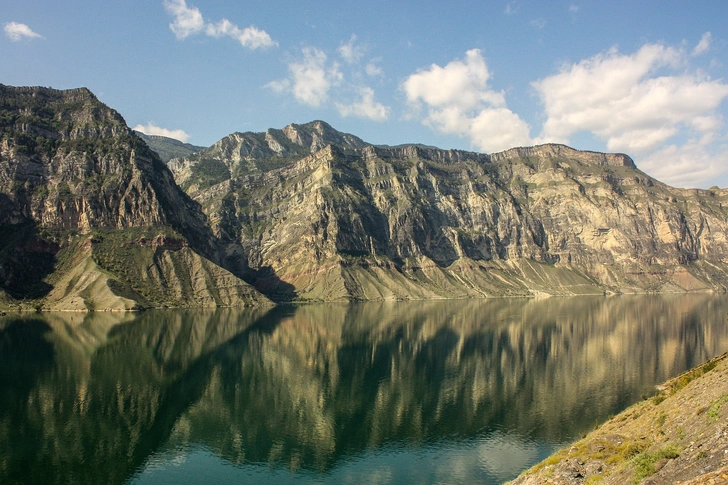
[0,84,269,310]
[3,83,728,309]
[167,120,728,302]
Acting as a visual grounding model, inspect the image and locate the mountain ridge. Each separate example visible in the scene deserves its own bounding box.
[0,84,270,310]
[3,84,728,309]
[164,118,728,302]
[133,131,204,163]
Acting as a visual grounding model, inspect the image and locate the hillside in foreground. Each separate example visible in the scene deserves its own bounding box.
[508,351,728,484]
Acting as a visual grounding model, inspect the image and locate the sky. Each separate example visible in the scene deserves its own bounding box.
[2,1,728,188]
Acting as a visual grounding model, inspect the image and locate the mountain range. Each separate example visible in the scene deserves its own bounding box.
[2,84,728,311]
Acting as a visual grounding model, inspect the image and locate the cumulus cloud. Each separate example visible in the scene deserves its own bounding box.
[266,47,342,107]
[4,22,43,42]
[402,49,532,152]
[164,0,203,39]
[266,42,391,122]
[133,123,190,143]
[336,87,390,122]
[638,136,728,188]
[504,2,518,15]
[338,35,363,64]
[532,42,728,187]
[532,43,728,154]
[365,60,383,77]
[163,0,276,49]
[692,32,712,56]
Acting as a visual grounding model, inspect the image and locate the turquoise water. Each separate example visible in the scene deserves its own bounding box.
[1,294,727,484]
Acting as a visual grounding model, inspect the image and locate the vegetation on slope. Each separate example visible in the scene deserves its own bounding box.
[508,352,728,484]
[0,85,268,310]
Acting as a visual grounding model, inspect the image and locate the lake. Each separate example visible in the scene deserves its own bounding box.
[1,294,728,484]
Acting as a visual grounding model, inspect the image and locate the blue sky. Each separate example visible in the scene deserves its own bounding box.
[2,1,728,188]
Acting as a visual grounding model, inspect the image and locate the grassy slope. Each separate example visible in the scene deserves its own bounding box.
[507,352,728,484]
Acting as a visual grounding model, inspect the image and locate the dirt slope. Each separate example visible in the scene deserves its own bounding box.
[507,352,728,484]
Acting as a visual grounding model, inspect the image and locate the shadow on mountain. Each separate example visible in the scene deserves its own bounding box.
[0,222,57,299]
[247,265,298,302]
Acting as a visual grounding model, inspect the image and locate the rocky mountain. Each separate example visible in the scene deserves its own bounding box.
[0,84,269,310]
[134,131,204,163]
[3,83,728,310]
[167,121,728,302]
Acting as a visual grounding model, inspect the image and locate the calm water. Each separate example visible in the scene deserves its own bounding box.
[1,294,728,485]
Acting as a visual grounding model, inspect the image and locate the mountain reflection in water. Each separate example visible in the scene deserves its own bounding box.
[1,294,728,485]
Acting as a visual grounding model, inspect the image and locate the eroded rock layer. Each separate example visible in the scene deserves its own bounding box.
[167,121,728,301]
[3,83,728,308]
[0,84,269,310]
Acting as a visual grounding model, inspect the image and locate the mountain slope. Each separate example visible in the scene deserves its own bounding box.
[508,351,728,484]
[134,131,204,163]
[3,84,727,308]
[0,84,269,310]
[168,122,728,301]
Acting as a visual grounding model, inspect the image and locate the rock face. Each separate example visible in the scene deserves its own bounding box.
[167,121,728,301]
[3,83,728,308]
[0,84,269,310]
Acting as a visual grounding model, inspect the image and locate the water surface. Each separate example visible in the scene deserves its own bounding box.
[1,294,727,484]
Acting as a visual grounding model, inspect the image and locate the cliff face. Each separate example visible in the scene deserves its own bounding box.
[0,84,269,309]
[167,121,728,301]
[3,83,728,307]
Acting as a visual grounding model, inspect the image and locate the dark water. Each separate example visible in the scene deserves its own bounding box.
[1,294,728,485]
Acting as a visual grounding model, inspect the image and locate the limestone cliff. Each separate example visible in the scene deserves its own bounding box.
[4,83,728,307]
[168,121,728,301]
[0,84,269,310]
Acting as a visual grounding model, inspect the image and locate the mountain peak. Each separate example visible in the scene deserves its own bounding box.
[0,84,97,104]
[490,143,636,168]
[281,120,368,152]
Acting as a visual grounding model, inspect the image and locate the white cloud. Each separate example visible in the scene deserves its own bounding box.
[4,22,43,42]
[569,4,579,13]
[639,136,728,188]
[264,78,290,94]
[692,32,712,56]
[266,47,342,107]
[164,0,204,39]
[531,42,728,187]
[266,45,390,121]
[530,18,546,29]
[365,60,383,77]
[338,34,363,64]
[205,19,276,49]
[504,2,518,15]
[336,87,390,122]
[163,0,276,49]
[532,43,728,154]
[133,123,191,143]
[402,49,532,152]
